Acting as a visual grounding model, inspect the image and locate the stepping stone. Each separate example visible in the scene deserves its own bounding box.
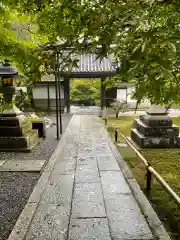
[0,160,46,171]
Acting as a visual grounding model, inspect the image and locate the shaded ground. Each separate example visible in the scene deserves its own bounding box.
[107,116,180,240]
[0,172,40,240]
[0,114,72,240]
[0,114,72,161]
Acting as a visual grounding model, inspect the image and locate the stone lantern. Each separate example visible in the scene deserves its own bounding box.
[0,60,39,151]
[0,60,23,116]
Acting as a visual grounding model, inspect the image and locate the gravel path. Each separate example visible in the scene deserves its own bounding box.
[0,114,72,161]
[0,114,72,240]
[0,172,40,240]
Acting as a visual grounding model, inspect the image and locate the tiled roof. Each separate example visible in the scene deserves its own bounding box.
[59,53,119,78]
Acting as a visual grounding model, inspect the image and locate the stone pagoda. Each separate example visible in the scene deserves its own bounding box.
[0,60,39,151]
[131,105,180,148]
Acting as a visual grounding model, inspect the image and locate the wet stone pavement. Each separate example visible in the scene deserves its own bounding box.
[10,115,154,240]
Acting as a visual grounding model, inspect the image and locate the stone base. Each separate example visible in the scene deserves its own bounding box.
[0,132,39,152]
[134,119,179,137]
[0,105,22,117]
[0,126,23,137]
[131,128,180,148]
[0,115,39,152]
[32,121,46,138]
[140,114,172,127]
[0,116,23,126]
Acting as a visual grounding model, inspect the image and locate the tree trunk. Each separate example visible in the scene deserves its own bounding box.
[116,111,119,119]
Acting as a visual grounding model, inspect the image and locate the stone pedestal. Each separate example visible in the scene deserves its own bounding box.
[0,115,39,152]
[131,106,180,148]
[0,87,39,152]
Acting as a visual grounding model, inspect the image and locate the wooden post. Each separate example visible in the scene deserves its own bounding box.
[47,84,50,112]
[146,164,152,195]
[54,62,60,140]
[64,78,70,113]
[115,128,118,142]
[100,78,105,116]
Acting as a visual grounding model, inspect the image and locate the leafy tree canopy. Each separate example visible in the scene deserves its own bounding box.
[1,0,180,105]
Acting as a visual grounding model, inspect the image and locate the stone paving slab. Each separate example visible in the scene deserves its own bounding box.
[51,159,76,175]
[68,218,111,240]
[72,183,106,218]
[100,171,131,194]
[77,156,97,166]
[0,160,46,172]
[25,203,69,240]
[75,164,99,183]
[97,155,120,171]
[104,194,153,240]
[40,174,74,204]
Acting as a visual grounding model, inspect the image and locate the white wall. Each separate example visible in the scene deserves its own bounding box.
[33,85,64,99]
[117,87,150,109]
[49,85,64,99]
[33,86,47,99]
[33,75,64,100]
[117,89,127,101]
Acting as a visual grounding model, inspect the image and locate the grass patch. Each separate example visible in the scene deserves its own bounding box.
[107,116,180,240]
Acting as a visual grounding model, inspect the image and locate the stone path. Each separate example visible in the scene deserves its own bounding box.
[71,106,101,115]
[9,115,155,240]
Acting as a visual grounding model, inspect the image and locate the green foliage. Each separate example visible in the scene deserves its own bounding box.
[1,0,180,105]
[70,79,100,104]
[16,89,31,110]
[111,100,129,118]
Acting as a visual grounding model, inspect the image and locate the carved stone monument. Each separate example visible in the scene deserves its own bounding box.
[131,105,180,148]
[0,60,39,151]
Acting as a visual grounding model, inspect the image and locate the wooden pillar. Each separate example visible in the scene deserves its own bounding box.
[64,78,70,113]
[100,78,105,113]
[47,84,50,111]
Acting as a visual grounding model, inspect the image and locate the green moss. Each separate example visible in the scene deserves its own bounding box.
[107,116,180,240]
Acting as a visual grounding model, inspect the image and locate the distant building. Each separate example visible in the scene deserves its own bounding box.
[32,74,65,112]
[116,84,150,109]
[32,51,150,112]
[32,52,118,112]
